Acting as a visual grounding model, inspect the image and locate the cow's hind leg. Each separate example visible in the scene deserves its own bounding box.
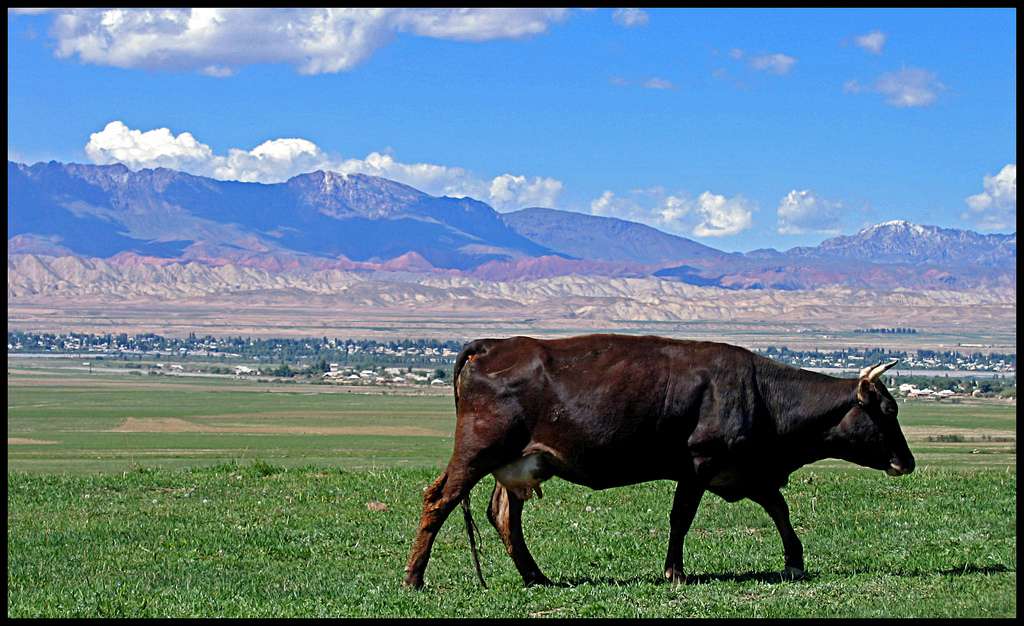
[664,482,704,584]
[749,489,805,580]
[403,463,489,589]
[486,480,552,587]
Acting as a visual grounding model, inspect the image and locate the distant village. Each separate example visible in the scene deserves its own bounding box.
[7,332,461,367]
[8,331,1017,396]
[228,362,451,387]
[754,346,1015,374]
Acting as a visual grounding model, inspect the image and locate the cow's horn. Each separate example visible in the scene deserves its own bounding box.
[867,359,900,381]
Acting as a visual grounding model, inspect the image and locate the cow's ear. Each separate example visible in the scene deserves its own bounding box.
[857,378,874,405]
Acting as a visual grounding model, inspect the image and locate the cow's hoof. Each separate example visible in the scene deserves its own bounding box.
[524,572,554,587]
[781,566,805,581]
[664,567,686,585]
[403,574,425,589]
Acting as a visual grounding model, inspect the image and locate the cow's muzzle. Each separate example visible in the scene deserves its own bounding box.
[885,456,915,476]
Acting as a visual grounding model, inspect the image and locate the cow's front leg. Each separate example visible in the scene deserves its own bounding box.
[664,483,704,584]
[749,489,805,580]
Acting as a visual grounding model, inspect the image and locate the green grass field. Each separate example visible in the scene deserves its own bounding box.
[7,465,1015,617]
[6,365,1018,617]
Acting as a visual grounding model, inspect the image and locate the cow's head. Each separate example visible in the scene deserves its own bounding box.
[828,359,916,476]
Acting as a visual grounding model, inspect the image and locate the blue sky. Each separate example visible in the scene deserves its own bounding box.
[7,8,1017,251]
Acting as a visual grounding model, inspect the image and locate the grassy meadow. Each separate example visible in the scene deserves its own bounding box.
[6,361,1018,617]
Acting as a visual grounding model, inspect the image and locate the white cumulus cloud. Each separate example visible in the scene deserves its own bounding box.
[489,174,563,210]
[691,191,754,237]
[846,67,945,108]
[84,120,562,210]
[400,8,567,41]
[963,164,1016,232]
[776,189,843,235]
[85,120,215,171]
[590,189,753,238]
[332,152,486,199]
[39,8,570,75]
[612,8,648,28]
[854,30,887,54]
[875,67,944,107]
[750,52,796,75]
[199,64,234,78]
[215,139,328,183]
[590,190,643,220]
[642,77,674,90]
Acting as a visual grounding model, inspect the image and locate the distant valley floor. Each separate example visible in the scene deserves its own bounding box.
[7,283,1016,353]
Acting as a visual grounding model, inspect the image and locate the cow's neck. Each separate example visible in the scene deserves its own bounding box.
[756,360,859,465]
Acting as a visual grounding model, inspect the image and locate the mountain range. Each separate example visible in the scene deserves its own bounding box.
[7,160,1016,292]
[8,161,554,269]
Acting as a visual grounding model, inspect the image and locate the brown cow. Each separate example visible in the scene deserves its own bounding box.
[403,334,914,589]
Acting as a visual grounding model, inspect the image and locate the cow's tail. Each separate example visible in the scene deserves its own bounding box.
[453,338,499,589]
[461,495,487,589]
